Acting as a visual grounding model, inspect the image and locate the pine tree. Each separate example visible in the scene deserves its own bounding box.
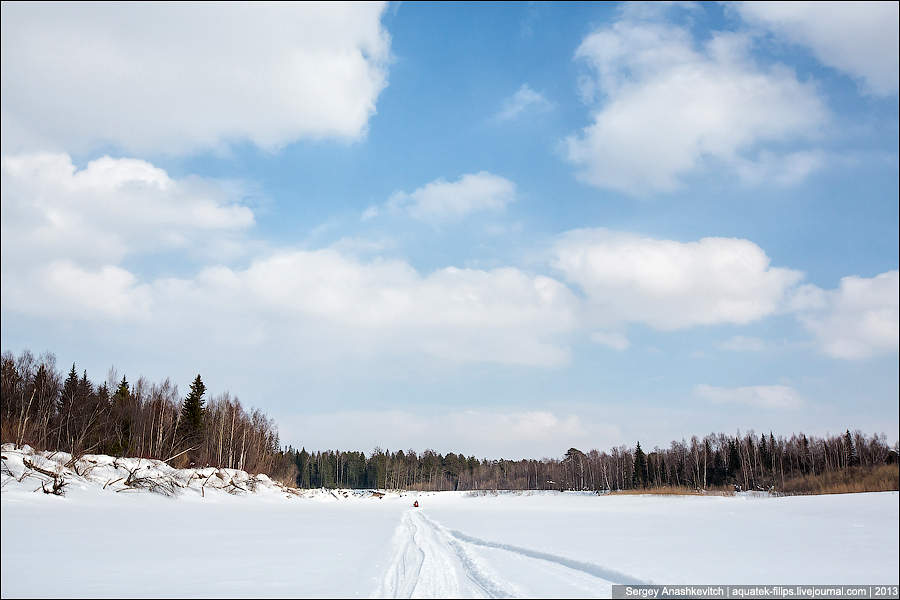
[179,374,207,447]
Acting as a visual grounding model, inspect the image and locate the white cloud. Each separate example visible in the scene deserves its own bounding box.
[795,270,899,359]
[18,262,152,321]
[0,152,254,324]
[175,251,579,367]
[566,17,828,194]
[0,153,254,269]
[735,1,899,96]
[694,384,804,409]
[387,172,516,223]
[0,3,391,155]
[8,152,891,369]
[717,336,767,352]
[590,331,630,351]
[496,84,553,121]
[279,409,622,459]
[2,163,579,368]
[552,229,803,330]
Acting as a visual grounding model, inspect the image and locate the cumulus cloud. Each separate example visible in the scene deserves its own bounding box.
[386,172,517,223]
[566,15,828,194]
[694,384,804,409]
[7,152,891,369]
[0,3,391,154]
[552,229,803,330]
[162,252,579,367]
[0,153,254,269]
[495,84,553,121]
[795,270,899,359]
[2,158,578,367]
[735,1,899,96]
[0,261,151,322]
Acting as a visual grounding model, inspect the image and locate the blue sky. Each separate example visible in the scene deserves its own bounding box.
[1,2,897,458]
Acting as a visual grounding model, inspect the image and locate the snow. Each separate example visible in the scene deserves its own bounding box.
[2,447,898,598]
[416,491,900,590]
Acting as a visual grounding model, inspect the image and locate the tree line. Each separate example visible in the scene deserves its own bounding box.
[2,348,896,494]
[1,349,294,480]
[284,430,897,493]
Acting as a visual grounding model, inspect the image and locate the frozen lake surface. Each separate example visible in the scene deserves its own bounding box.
[2,448,898,598]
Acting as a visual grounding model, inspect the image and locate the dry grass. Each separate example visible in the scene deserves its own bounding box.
[609,485,734,496]
[779,464,899,496]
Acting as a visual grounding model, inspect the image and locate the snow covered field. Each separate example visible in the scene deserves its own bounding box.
[2,447,898,598]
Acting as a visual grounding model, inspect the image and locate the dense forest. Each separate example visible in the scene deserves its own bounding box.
[2,348,897,494]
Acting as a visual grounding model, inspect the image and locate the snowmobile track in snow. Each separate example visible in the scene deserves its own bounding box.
[446,526,646,586]
[376,509,517,598]
[375,509,644,598]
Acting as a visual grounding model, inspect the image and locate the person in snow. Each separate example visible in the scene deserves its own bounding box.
[413,500,419,507]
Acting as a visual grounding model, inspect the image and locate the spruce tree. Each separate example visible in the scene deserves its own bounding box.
[632,442,647,488]
[844,429,858,467]
[77,370,93,406]
[180,374,207,446]
[727,438,741,482]
[113,376,130,405]
[297,447,311,488]
[110,376,131,456]
[59,363,79,414]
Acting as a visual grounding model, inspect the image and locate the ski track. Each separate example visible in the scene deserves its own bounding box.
[376,509,643,598]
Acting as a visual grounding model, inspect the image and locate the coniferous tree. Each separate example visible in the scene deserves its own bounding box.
[845,429,858,467]
[113,376,130,405]
[297,447,311,487]
[179,375,207,451]
[109,376,131,456]
[727,438,741,483]
[55,363,79,449]
[59,364,78,414]
[632,442,647,488]
[77,370,92,400]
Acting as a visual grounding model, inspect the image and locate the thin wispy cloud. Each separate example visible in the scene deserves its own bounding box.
[717,336,767,352]
[495,84,553,121]
[366,172,517,224]
[695,384,805,410]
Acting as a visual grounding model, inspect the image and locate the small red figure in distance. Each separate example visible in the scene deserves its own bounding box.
[413,500,419,508]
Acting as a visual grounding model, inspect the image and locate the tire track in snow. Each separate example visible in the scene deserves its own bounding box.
[375,510,517,599]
